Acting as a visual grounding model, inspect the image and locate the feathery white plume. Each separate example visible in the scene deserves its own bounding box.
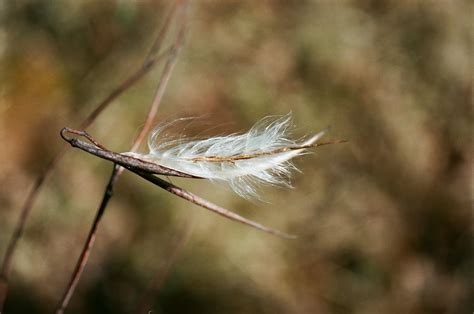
[125,114,327,198]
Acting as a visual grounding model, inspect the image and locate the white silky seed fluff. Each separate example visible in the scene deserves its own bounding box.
[125,114,326,198]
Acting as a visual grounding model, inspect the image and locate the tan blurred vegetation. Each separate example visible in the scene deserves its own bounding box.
[0,1,472,313]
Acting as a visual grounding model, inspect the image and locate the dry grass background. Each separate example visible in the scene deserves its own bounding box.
[0,1,472,313]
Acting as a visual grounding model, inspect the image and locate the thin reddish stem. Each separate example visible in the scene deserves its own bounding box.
[55,165,120,314]
[132,170,296,239]
[0,49,171,314]
[54,3,188,313]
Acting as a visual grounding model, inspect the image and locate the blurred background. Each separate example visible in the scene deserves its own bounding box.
[0,1,472,313]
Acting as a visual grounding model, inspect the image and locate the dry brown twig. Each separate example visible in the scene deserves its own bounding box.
[60,128,199,179]
[0,6,181,313]
[1,1,301,312]
[0,1,186,313]
[60,128,296,239]
[55,2,189,313]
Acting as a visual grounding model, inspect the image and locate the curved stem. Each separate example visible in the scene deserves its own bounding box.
[54,3,189,312]
[55,165,120,314]
[0,19,171,314]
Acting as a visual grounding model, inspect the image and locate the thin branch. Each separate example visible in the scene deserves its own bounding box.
[60,128,200,179]
[0,153,60,311]
[55,165,120,314]
[55,3,189,313]
[131,170,296,239]
[0,26,173,314]
[129,21,185,154]
[59,125,295,238]
[78,49,170,130]
[59,124,295,238]
[146,0,181,61]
